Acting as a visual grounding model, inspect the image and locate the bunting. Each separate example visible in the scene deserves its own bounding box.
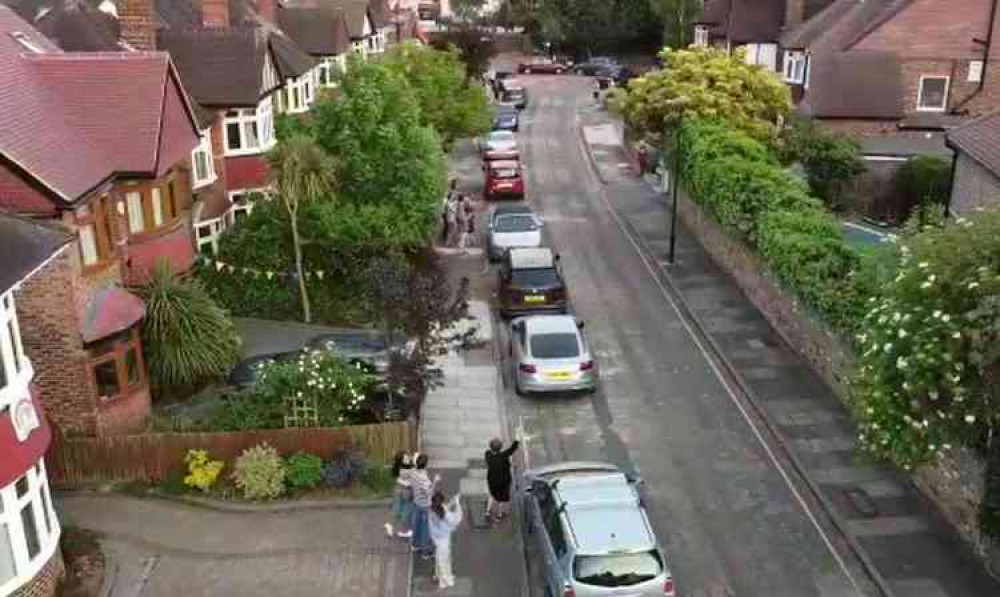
[198,256,327,283]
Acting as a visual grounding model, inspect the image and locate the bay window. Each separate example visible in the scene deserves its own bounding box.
[0,461,60,596]
[87,328,145,402]
[0,293,29,403]
[783,51,808,85]
[278,73,314,114]
[223,96,275,156]
[195,218,225,255]
[121,177,180,237]
[75,195,114,269]
[191,128,216,189]
[693,25,708,47]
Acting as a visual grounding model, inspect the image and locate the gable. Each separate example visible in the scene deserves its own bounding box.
[362,11,371,36]
[157,67,201,178]
[851,0,991,58]
[262,49,279,93]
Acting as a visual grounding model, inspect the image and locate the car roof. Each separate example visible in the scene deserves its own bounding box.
[523,314,578,335]
[489,160,520,170]
[509,247,554,269]
[493,204,534,218]
[489,130,515,139]
[553,473,656,554]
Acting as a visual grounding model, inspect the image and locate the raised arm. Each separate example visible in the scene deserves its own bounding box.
[502,440,521,458]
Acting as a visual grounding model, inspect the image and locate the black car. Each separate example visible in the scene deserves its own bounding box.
[305,329,392,374]
[225,351,298,390]
[492,70,514,95]
[573,57,618,75]
[498,247,568,317]
[493,108,519,132]
[595,65,633,88]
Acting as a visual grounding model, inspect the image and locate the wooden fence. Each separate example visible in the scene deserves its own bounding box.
[46,422,413,487]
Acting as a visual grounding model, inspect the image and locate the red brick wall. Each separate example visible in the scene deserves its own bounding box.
[225,154,271,192]
[10,549,64,597]
[202,0,230,26]
[15,252,99,438]
[97,387,151,436]
[0,163,56,215]
[124,220,197,284]
[852,0,993,58]
[119,0,156,50]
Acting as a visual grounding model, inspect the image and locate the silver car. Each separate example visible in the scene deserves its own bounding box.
[522,462,676,597]
[511,315,596,395]
[480,130,519,159]
[488,205,544,261]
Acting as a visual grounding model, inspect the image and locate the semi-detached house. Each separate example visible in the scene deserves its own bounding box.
[0,5,201,436]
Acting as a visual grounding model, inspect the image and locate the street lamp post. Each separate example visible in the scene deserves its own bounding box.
[665,101,688,265]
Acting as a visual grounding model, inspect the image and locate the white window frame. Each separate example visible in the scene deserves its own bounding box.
[917,75,950,112]
[280,73,314,114]
[226,188,270,226]
[783,51,808,84]
[190,128,216,189]
[222,96,276,157]
[969,60,984,83]
[0,460,60,597]
[693,25,708,47]
[0,292,32,410]
[195,218,226,255]
[125,191,144,234]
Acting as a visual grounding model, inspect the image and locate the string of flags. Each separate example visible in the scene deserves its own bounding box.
[198,256,327,282]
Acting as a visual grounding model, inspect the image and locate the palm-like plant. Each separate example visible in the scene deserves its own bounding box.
[268,135,338,323]
[139,262,241,394]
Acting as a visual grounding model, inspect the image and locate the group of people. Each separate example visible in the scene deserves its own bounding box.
[441,179,476,252]
[384,437,520,590]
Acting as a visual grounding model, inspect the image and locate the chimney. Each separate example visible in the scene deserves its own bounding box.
[119,0,156,50]
[202,0,230,27]
[257,0,278,24]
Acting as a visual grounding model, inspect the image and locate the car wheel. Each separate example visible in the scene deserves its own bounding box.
[515,379,526,397]
[555,68,564,74]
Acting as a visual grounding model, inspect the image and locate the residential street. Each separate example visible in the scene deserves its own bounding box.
[462,62,995,597]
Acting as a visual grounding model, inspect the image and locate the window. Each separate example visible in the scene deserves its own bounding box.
[783,51,808,84]
[969,60,984,83]
[0,459,60,597]
[693,25,708,47]
[120,178,180,236]
[75,197,114,268]
[917,76,949,111]
[191,128,216,189]
[196,219,225,254]
[0,292,27,403]
[279,74,314,114]
[87,328,145,401]
[227,188,269,225]
[223,96,276,156]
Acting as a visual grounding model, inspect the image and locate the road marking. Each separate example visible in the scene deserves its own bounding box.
[575,115,866,596]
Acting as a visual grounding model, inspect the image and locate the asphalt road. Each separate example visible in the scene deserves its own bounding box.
[488,70,879,597]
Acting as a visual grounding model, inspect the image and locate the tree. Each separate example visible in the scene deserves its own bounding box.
[895,156,952,224]
[268,135,337,323]
[515,0,662,58]
[138,261,241,396]
[430,24,498,79]
[653,0,702,49]
[381,42,492,148]
[780,117,865,210]
[610,46,791,143]
[450,0,487,21]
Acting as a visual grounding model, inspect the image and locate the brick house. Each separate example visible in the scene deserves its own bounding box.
[0,214,69,597]
[779,0,1000,137]
[946,110,1000,214]
[292,0,380,56]
[275,1,353,91]
[694,0,834,71]
[0,6,202,436]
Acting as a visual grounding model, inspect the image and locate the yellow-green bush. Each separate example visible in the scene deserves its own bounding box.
[182,449,224,493]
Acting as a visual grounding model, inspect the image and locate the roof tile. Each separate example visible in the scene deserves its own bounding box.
[947,111,1000,177]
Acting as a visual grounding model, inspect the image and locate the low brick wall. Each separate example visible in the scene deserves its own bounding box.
[11,549,64,597]
[676,192,993,562]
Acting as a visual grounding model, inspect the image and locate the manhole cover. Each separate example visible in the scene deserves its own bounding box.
[845,488,878,518]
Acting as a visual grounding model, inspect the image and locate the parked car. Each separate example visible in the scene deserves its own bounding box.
[226,351,298,390]
[522,462,675,597]
[500,84,528,110]
[574,56,618,75]
[595,65,634,88]
[484,159,525,201]
[480,130,519,161]
[492,70,514,95]
[305,329,391,374]
[510,314,595,395]
[498,247,567,316]
[518,56,569,74]
[492,107,519,132]
[488,203,543,261]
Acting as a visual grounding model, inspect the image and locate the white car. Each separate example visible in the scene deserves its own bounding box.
[488,204,543,261]
[511,314,596,395]
[480,130,518,160]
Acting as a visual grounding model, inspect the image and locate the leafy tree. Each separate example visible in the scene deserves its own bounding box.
[780,117,865,210]
[450,0,487,21]
[430,25,498,78]
[268,135,337,323]
[381,42,492,148]
[138,261,241,396]
[653,0,702,49]
[611,46,791,143]
[516,0,662,58]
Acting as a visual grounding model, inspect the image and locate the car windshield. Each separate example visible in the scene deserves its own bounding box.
[530,332,580,359]
[495,214,537,232]
[511,267,559,287]
[574,551,663,587]
[490,132,515,143]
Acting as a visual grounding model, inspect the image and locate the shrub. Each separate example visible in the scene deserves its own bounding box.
[360,461,395,495]
[321,447,367,489]
[285,452,324,491]
[232,443,286,500]
[138,261,242,396]
[182,449,224,493]
[779,117,865,209]
[892,156,952,223]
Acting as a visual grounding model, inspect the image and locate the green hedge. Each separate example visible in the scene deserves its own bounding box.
[678,120,869,335]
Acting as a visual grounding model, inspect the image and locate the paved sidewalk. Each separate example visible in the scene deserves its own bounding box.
[411,297,527,597]
[56,492,408,597]
[579,113,1000,597]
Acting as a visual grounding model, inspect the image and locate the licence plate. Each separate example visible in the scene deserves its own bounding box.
[496,183,513,189]
[524,295,546,304]
[545,371,573,380]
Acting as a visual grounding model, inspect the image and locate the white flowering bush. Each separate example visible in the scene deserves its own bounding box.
[852,208,1000,469]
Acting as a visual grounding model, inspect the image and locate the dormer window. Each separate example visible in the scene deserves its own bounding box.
[10,32,44,54]
[783,51,808,85]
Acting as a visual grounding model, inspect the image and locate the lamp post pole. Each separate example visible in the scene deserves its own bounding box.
[667,117,682,265]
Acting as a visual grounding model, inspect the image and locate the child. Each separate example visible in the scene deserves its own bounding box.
[385,451,413,538]
[429,491,463,589]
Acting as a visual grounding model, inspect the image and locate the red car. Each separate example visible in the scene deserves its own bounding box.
[484,159,525,200]
[517,57,569,74]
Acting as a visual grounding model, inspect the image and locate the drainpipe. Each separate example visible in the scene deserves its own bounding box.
[954,0,998,111]
[944,142,959,218]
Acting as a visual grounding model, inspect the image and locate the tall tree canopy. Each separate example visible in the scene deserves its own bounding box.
[517,0,663,58]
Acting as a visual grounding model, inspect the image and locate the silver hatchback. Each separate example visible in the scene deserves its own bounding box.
[510,315,596,395]
[522,462,676,597]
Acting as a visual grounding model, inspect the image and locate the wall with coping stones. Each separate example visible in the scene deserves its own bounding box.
[675,191,995,565]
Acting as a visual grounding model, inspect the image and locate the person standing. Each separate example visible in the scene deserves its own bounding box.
[456,194,471,253]
[409,453,440,557]
[429,491,463,589]
[485,437,520,522]
[442,180,458,246]
[385,451,413,538]
[445,194,459,247]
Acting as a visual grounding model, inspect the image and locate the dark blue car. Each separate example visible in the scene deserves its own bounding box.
[493,109,519,132]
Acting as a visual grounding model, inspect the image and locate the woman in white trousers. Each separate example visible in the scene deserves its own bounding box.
[428,491,463,589]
